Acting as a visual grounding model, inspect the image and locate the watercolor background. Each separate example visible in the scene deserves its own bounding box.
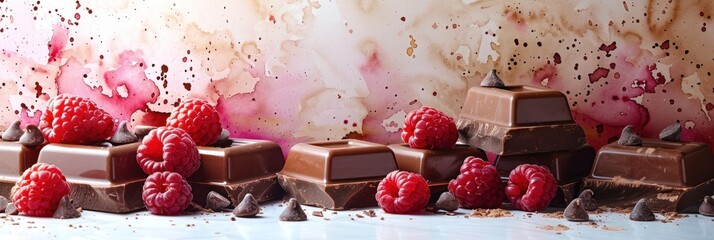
[0,0,712,154]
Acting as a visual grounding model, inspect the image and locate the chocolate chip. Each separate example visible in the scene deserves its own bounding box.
[205,191,231,211]
[19,125,44,147]
[212,129,233,147]
[659,123,682,142]
[133,125,157,139]
[699,196,714,217]
[480,69,506,88]
[629,198,656,221]
[577,189,598,211]
[279,198,307,221]
[5,203,18,215]
[2,120,24,141]
[218,129,230,141]
[110,121,139,145]
[617,125,642,146]
[564,198,589,222]
[434,192,459,212]
[53,196,81,219]
[233,193,261,217]
[0,196,8,212]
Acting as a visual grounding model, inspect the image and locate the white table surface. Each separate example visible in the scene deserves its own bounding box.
[0,200,712,240]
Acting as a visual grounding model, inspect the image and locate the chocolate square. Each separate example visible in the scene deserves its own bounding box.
[0,140,43,198]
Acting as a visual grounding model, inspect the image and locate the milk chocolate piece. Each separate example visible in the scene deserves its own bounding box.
[5,203,17,215]
[279,198,307,221]
[2,120,23,141]
[434,192,459,212]
[578,189,598,211]
[233,193,260,217]
[110,121,139,145]
[629,199,656,221]
[699,196,714,216]
[389,143,485,201]
[277,139,398,210]
[19,125,44,147]
[205,191,231,210]
[38,142,147,213]
[0,140,43,198]
[617,125,642,146]
[659,123,682,142]
[457,85,586,155]
[564,198,589,222]
[188,139,285,207]
[583,139,714,212]
[480,69,505,88]
[0,196,8,212]
[53,196,81,219]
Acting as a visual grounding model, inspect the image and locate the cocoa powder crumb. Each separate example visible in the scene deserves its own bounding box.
[356,214,364,218]
[363,210,377,217]
[544,212,564,219]
[538,224,570,231]
[469,208,513,218]
[312,211,324,217]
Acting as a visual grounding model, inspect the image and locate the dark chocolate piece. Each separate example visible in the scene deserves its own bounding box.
[133,125,156,139]
[53,196,81,219]
[699,196,714,217]
[577,189,598,211]
[205,191,231,211]
[5,203,17,215]
[110,121,139,145]
[218,129,230,141]
[19,125,44,147]
[233,193,260,217]
[564,198,589,222]
[617,125,642,146]
[277,139,397,210]
[188,139,285,207]
[2,120,23,141]
[279,198,307,222]
[629,199,656,221]
[659,123,682,142]
[0,196,8,212]
[480,69,505,88]
[434,192,459,212]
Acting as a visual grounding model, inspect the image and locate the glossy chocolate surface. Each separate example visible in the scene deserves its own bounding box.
[189,139,285,183]
[389,143,484,183]
[457,120,586,155]
[495,144,595,184]
[38,143,146,185]
[0,140,43,178]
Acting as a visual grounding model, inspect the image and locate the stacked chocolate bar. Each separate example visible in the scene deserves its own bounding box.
[456,70,594,207]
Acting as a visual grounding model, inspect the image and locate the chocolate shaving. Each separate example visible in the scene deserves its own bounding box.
[205,191,231,211]
[699,196,714,217]
[564,198,589,222]
[434,192,459,212]
[311,211,324,217]
[0,196,8,212]
[577,189,598,211]
[659,123,682,142]
[53,196,81,219]
[19,125,44,147]
[233,194,261,218]
[5,203,18,215]
[480,69,505,88]
[110,121,139,145]
[629,198,656,221]
[617,125,642,146]
[279,198,307,221]
[2,120,24,141]
[133,125,157,139]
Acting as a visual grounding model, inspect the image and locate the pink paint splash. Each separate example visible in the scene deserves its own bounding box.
[48,23,69,63]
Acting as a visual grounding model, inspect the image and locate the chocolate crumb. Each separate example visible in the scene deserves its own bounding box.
[699,196,714,216]
[355,214,364,218]
[0,196,8,212]
[469,208,513,218]
[617,125,642,146]
[230,217,236,221]
[279,198,307,221]
[577,189,598,211]
[6,203,18,215]
[2,120,23,141]
[110,121,139,145]
[323,218,330,221]
[538,224,570,231]
[133,125,157,139]
[564,198,589,222]
[380,217,384,220]
[205,191,231,211]
[363,210,377,217]
[543,211,564,219]
[233,193,260,217]
[629,199,656,221]
[434,192,459,212]
[311,211,324,217]
[659,123,682,142]
[480,69,506,88]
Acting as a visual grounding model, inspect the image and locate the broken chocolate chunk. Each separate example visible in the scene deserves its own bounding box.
[434,192,459,212]
[0,196,8,212]
[2,120,24,141]
[617,125,642,146]
[233,193,260,217]
[699,196,714,217]
[629,199,656,221]
[564,198,589,222]
[659,123,682,142]
[133,125,157,139]
[110,121,139,145]
[19,125,44,147]
[279,198,307,221]
[53,196,81,219]
[480,69,505,88]
[205,191,231,211]
[577,189,598,211]
[5,203,18,215]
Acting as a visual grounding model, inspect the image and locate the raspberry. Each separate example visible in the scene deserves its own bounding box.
[166,99,222,146]
[136,127,200,177]
[142,171,193,215]
[375,171,430,214]
[505,164,557,212]
[448,156,504,209]
[401,107,457,150]
[11,163,71,217]
[39,94,114,144]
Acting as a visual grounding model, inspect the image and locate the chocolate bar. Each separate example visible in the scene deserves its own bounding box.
[37,142,147,213]
[188,138,285,207]
[457,83,586,155]
[388,143,485,201]
[0,140,44,198]
[583,138,714,212]
[277,139,398,210]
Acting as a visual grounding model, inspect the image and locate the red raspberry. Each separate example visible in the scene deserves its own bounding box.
[11,163,71,217]
[39,94,114,144]
[166,99,222,146]
[401,107,457,150]
[375,171,430,214]
[505,164,557,212]
[136,127,200,177]
[448,156,504,209]
[142,171,193,215]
